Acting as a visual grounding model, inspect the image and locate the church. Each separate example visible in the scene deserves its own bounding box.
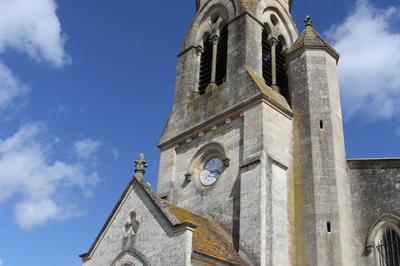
[80,0,400,265]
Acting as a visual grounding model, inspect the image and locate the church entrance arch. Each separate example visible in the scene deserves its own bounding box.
[111,249,150,266]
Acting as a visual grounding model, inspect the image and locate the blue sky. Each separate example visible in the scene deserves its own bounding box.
[0,0,399,265]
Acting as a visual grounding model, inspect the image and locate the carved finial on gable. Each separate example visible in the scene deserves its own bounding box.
[304,15,313,28]
[134,153,147,177]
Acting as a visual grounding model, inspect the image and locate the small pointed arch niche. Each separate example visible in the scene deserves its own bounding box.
[365,213,400,266]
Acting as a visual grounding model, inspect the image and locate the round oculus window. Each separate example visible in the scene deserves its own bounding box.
[201,157,223,186]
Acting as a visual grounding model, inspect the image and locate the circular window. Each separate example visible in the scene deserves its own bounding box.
[201,157,223,186]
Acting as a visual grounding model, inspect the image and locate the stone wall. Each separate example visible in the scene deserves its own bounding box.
[239,101,293,265]
[165,116,243,235]
[349,159,400,266]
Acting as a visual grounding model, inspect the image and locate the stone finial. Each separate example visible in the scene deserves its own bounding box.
[304,15,313,28]
[134,153,147,176]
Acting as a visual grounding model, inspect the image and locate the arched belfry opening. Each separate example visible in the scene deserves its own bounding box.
[197,14,228,95]
[276,35,289,100]
[215,27,228,86]
[199,34,213,95]
[262,26,289,102]
[262,29,272,87]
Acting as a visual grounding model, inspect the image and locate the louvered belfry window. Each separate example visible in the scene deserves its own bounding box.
[376,228,400,266]
[215,27,228,86]
[262,29,272,87]
[276,40,289,100]
[198,27,228,94]
[262,28,289,101]
[198,36,213,95]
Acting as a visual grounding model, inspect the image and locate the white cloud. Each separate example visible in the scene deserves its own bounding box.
[0,123,99,230]
[0,62,29,111]
[15,199,59,230]
[0,0,70,66]
[0,0,69,113]
[74,139,103,160]
[327,0,400,121]
[0,1,103,231]
[0,258,3,266]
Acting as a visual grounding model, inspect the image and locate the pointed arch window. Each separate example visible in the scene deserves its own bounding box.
[376,227,400,266]
[198,26,228,94]
[262,28,289,102]
[366,215,400,266]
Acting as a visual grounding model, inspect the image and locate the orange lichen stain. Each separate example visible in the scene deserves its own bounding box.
[293,107,306,266]
[166,203,246,265]
[246,67,291,111]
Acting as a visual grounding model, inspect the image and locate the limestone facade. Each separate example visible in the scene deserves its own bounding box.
[81,1,400,265]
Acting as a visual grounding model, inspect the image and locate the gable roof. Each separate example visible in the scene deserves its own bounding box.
[80,175,247,265]
[167,203,248,265]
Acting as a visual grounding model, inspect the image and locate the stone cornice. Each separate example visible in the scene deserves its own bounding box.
[158,90,293,150]
[158,95,259,150]
[286,43,340,63]
[348,158,400,169]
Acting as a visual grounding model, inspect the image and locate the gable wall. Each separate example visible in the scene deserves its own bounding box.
[83,184,192,266]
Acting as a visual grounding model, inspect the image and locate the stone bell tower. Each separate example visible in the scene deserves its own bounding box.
[157,1,356,265]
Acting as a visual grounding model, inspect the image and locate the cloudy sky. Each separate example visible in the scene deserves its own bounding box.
[0,0,399,265]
